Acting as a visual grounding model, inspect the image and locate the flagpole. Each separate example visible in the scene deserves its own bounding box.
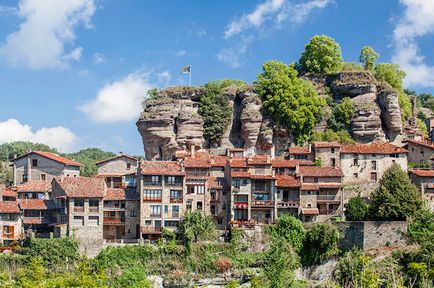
[189,65,192,87]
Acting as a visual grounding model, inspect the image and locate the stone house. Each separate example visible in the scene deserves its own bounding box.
[208,155,229,229]
[409,169,434,211]
[405,139,434,167]
[312,142,341,168]
[96,153,138,176]
[1,187,17,201]
[12,151,81,186]
[183,155,211,216]
[51,177,105,250]
[287,146,315,161]
[0,201,21,246]
[139,161,185,239]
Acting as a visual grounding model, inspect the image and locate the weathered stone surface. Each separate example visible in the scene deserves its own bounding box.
[377,86,403,141]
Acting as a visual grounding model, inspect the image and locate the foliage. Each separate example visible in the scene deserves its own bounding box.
[417,111,427,122]
[334,248,380,288]
[93,245,157,271]
[263,238,299,288]
[341,62,364,72]
[298,35,344,74]
[370,164,423,220]
[198,80,243,145]
[328,97,354,131]
[0,163,13,185]
[416,118,428,138]
[0,141,57,161]
[399,92,413,121]
[64,148,116,177]
[268,214,306,253]
[142,88,160,109]
[309,129,355,144]
[374,63,406,91]
[314,158,322,167]
[425,98,434,112]
[113,267,152,288]
[215,256,232,274]
[302,223,341,266]
[256,60,326,144]
[407,208,434,253]
[180,210,216,243]
[345,196,370,221]
[408,162,431,169]
[359,46,379,70]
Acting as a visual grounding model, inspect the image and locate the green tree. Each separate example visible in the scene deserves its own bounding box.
[328,97,354,131]
[256,60,326,144]
[302,223,341,266]
[310,129,355,144]
[65,148,116,177]
[199,80,244,145]
[374,63,406,91]
[370,164,423,220]
[417,111,427,122]
[114,267,151,288]
[408,208,434,253]
[180,210,216,243]
[268,214,306,252]
[359,46,379,70]
[0,141,57,161]
[345,196,370,221]
[298,35,344,74]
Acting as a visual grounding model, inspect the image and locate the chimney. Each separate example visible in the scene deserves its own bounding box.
[191,145,195,158]
[308,144,312,153]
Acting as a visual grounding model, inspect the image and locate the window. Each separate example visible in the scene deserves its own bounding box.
[73,216,84,226]
[89,199,99,207]
[151,175,160,184]
[370,172,377,182]
[353,157,358,165]
[22,174,28,183]
[217,218,223,225]
[222,203,226,210]
[353,173,358,178]
[172,205,179,213]
[210,205,216,215]
[170,190,182,201]
[3,225,14,237]
[232,179,241,188]
[150,205,161,216]
[167,176,176,184]
[126,163,131,170]
[331,158,336,167]
[164,220,179,227]
[143,189,162,201]
[391,153,399,158]
[331,147,335,153]
[130,210,137,217]
[164,205,169,214]
[371,161,377,170]
[145,220,152,225]
[197,201,203,211]
[32,159,38,167]
[88,216,99,226]
[186,200,192,210]
[74,199,84,207]
[40,174,46,181]
[242,179,248,185]
[421,160,426,164]
[234,209,247,220]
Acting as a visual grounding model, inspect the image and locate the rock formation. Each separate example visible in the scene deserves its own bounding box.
[137,71,404,160]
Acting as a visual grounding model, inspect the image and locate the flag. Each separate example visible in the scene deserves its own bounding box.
[181,65,191,74]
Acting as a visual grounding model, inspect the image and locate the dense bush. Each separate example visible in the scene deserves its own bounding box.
[328,97,354,131]
[298,35,343,74]
[301,223,341,266]
[344,196,370,221]
[0,141,57,161]
[256,60,326,144]
[370,164,423,220]
[309,129,355,144]
[267,214,305,252]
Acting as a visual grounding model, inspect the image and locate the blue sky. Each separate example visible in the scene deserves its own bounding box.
[0,0,433,155]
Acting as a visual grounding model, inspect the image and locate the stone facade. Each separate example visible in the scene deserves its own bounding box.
[405,140,434,166]
[0,204,22,246]
[96,154,138,175]
[409,170,434,211]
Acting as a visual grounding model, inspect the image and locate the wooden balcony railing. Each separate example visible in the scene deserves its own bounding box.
[141,227,163,234]
[277,200,299,207]
[170,198,183,204]
[166,182,183,186]
[103,217,125,224]
[73,207,84,213]
[251,200,274,207]
[89,207,99,213]
[143,198,162,202]
[234,202,248,209]
[143,181,162,186]
[150,213,162,218]
[317,195,340,202]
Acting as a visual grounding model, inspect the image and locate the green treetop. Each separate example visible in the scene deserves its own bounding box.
[359,46,379,70]
[298,35,344,74]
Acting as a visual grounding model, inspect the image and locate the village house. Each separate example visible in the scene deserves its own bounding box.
[12,151,82,186]
[96,153,138,177]
[0,201,21,246]
[405,139,434,167]
[409,169,434,212]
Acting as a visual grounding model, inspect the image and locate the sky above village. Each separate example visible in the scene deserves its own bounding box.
[0,0,434,155]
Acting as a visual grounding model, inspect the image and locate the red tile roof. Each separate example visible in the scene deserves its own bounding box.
[13,151,82,166]
[272,158,314,168]
[288,146,311,154]
[409,169,434,177]
[341,142,408,154]
[55,177,106,198]
[318,183,342,189]
[406,139,434,150]
[301,183,320,190]
[276,174,301,188]
[104,188,139,201]
[2,187,17,198]
[17,180,51,193]
[301,208,319,215]
[96,173,124,177]
[19,199,56,210]
[230,158,248,168]
[210,155,228,167]
[247,155,271,165]
[95,154,138,165]
[298,166,343,177]
[183,157,211,168]
[141,161,184,175]
[313,141,341,148]
[0,201,20,213]
[250,174,275,180]
[231,171,251,178]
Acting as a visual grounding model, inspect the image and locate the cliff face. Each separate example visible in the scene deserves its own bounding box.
[137,72,403,160]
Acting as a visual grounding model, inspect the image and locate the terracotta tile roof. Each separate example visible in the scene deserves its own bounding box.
[340,142,408,154]
[19,199,56,210]
[247,155,271,165]
[318,183,342,189]
[104,188,139,200]
[55,177,106,198]
[96,173,124,177]
[301,208,319,215]
[298,166,343,177]
[141,161,184,175]
[406,139,434,150]
[288,146,311,154]
[17,180,51,193]
[23,218,44,224]
[228,148,246,152]
[250,174,274,180]
[229,157,248,168]
[313,141,341,148]
[2,187,17,198]
[183,157,211,168]
[13,151,82,166]
[301,183,320,190]
[231,171,252,178]
[0,201,20,213]
[409,169,434,177]
[272,158,314,168]
[210,155,228,167]
[95,154,138,165]
[208,177,228,189]
[276,174,301,188]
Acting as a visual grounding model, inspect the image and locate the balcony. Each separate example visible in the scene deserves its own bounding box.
[150,213,162,218]
[103,204,125,210]
[277,200,299,208]
[251,200,274,207]
[186,172,209,178]
[143,198,162,202]
[89,207,99,213]
[141,226,162,234]
[170,197,183,204]
[234,202,248,209]
[58,207,67,214]
[171,212,180,218]
[166,182,183,187]
[73,206,84,213]
[103,217,125,224]
[23,217,55,225]
[143,181,162,187]
[317,195,340,203]
[2,231,14,239]
[318,208,339,215]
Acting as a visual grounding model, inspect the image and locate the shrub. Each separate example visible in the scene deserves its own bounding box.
[268,214,306,252]
[302,223,341,266]
[370,164,423,220]
[256,60,326,144]
[345,196,370,221]
[298,35,344,74]
[24,238,79,269]
[113,267,151,288]
[180,210,216,243]
[359,46,379,70]
[309,129,355,144]
[328,97,354,131]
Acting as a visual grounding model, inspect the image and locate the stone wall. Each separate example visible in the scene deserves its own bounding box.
[97,156,138,175]
[335,221,408,251]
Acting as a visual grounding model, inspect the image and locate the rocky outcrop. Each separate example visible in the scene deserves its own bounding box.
[137,71,405,159]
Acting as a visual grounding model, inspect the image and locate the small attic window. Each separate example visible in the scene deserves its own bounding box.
[32,159,38,167]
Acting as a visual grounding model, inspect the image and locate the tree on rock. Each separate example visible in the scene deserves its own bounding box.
[359,46,379,70]
[370,164,423,220]
[302,223,341,266]
[344,196,370,221]
[298,35,343,74]
[256,60,326,144]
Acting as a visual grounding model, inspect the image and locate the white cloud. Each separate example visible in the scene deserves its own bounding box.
[391,0,434,87]
[217,37,252,68]
[224,0,332,38]
[0,0,95,69]
[156,71,172,86]
[92,52,105,64]
[79,72,152,123]
[0,119,77,152]
[175,50,187,57]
